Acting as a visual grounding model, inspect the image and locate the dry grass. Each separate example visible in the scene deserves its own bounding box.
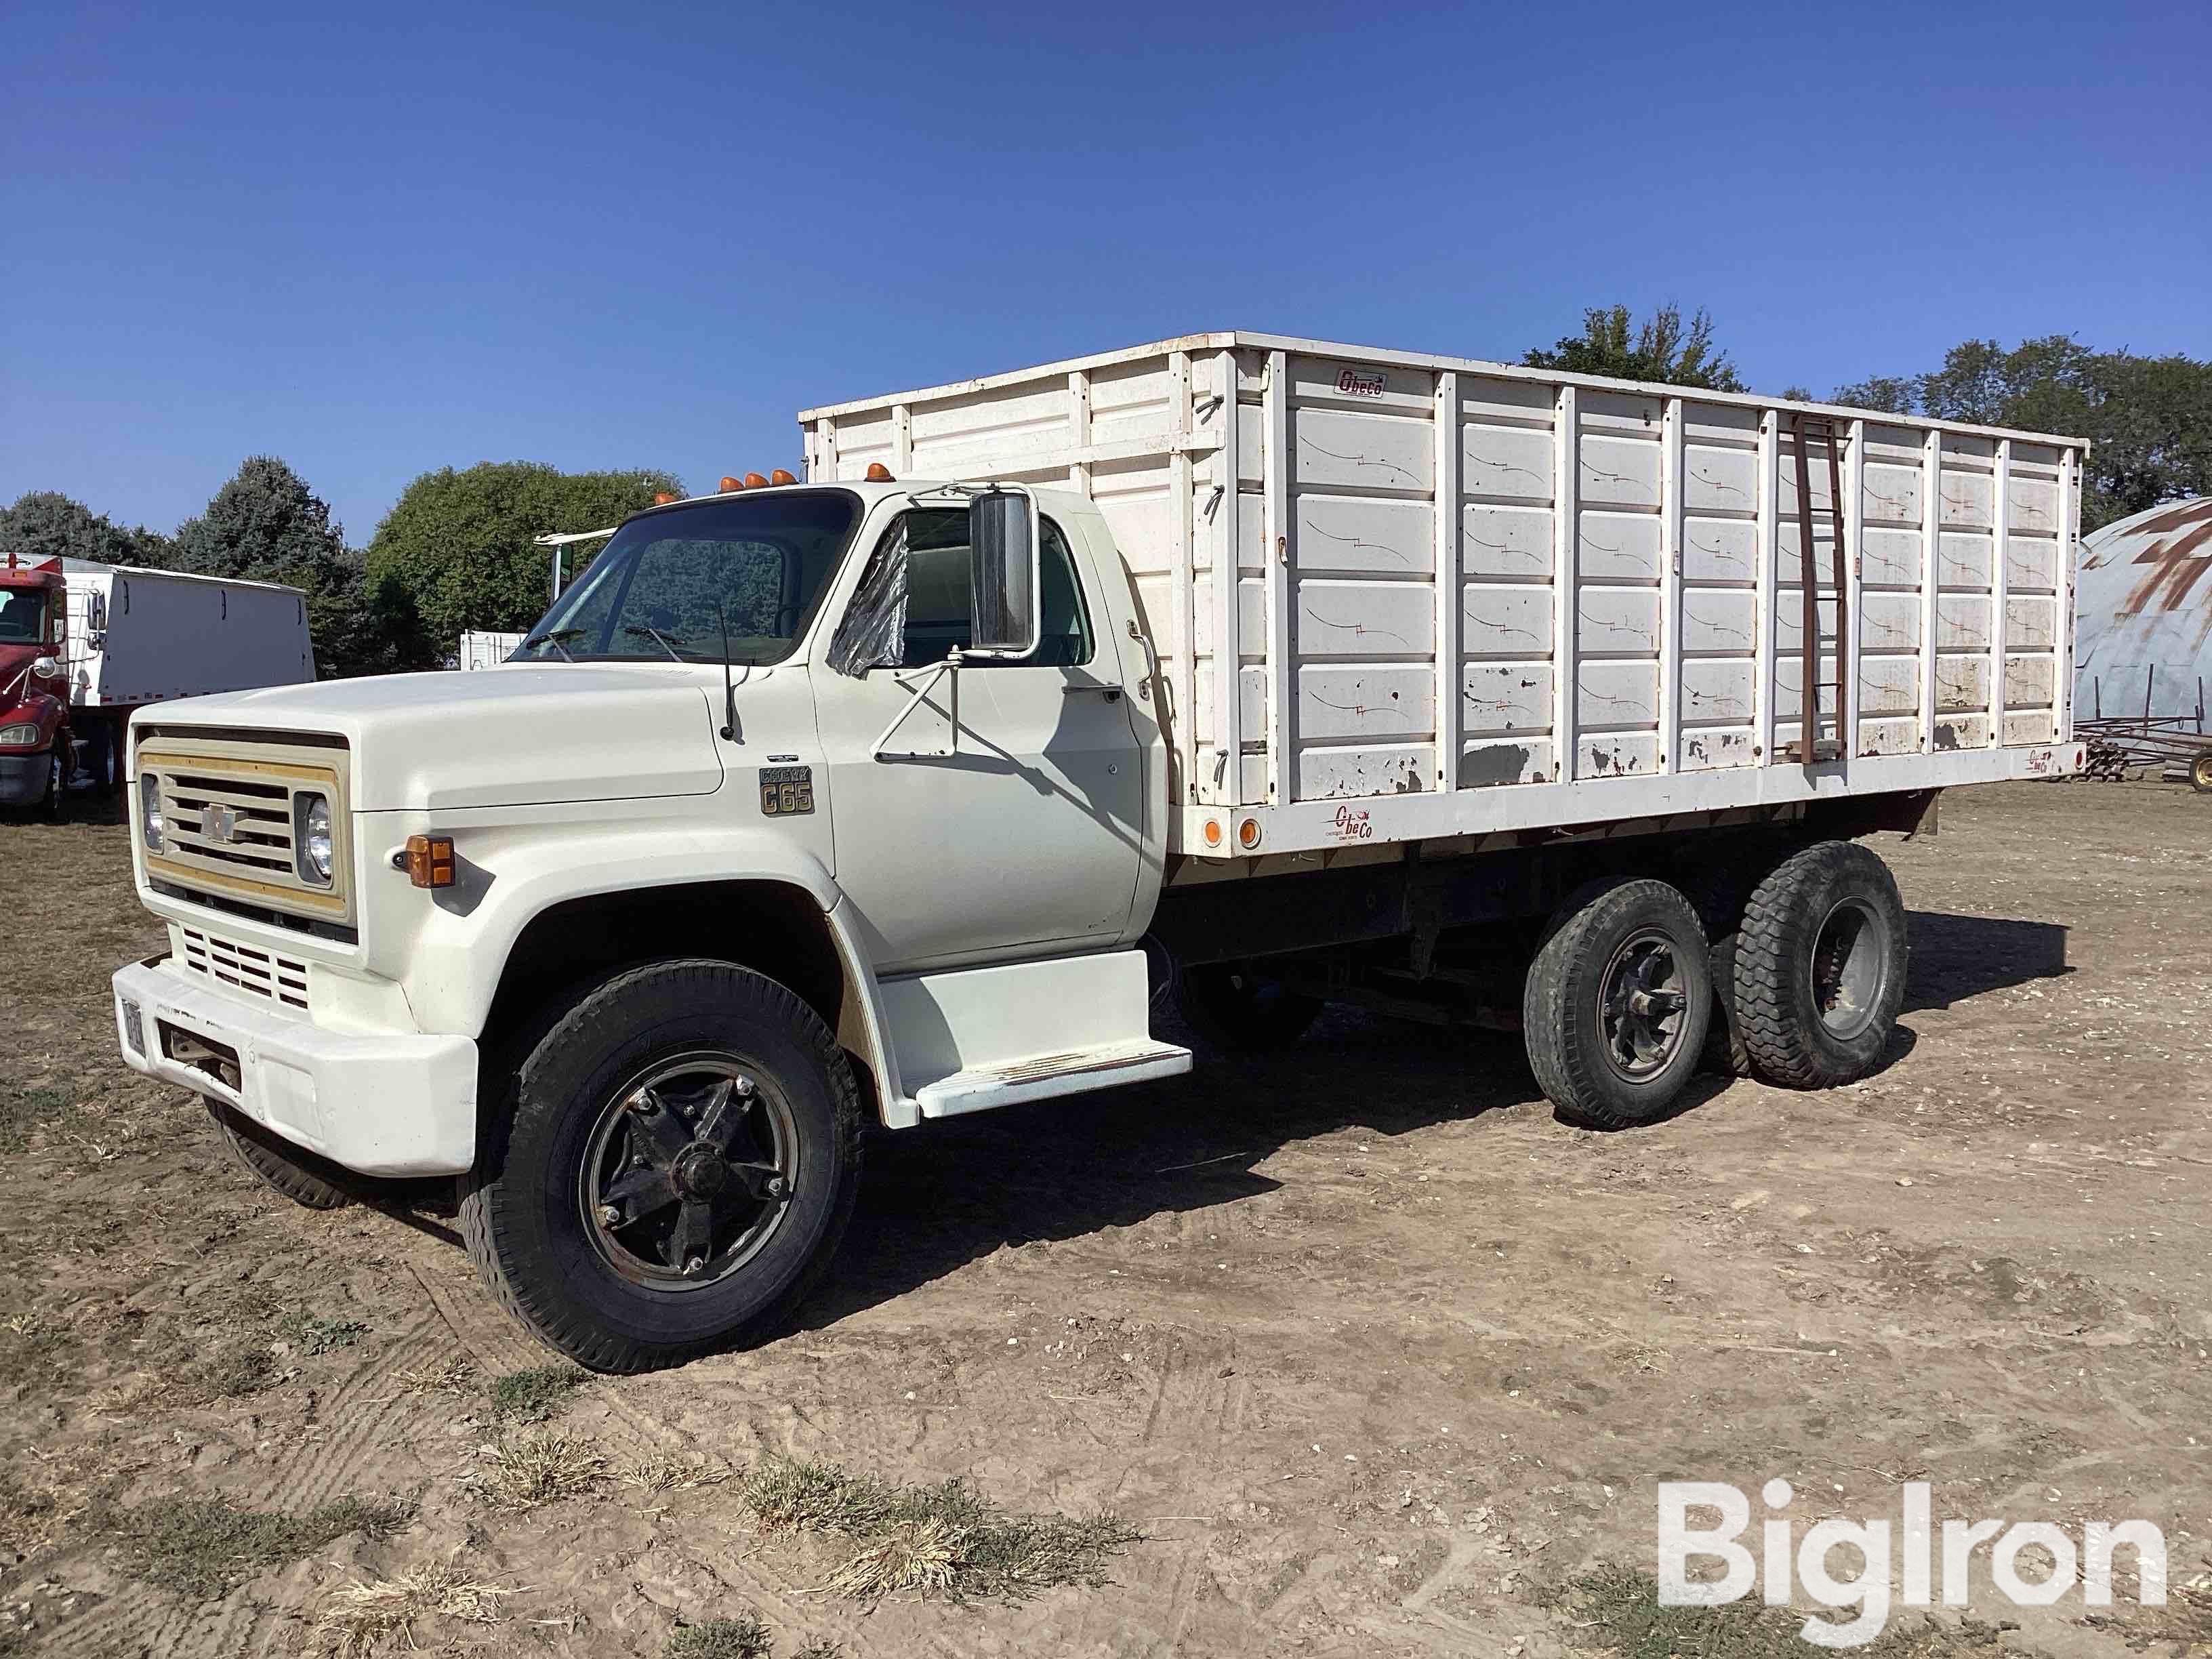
[312,1561,511,1656]
[663,1615,772,1658]
[486,1364,588,1424]
[741,1456,1138,1604]
[464,1430,607,1511]
[1544,1563,2012,1658]
[276,1309,368,1355]
[392,1355,476,1395]
[110,1492,415,1601]
[624,1450,733,1496]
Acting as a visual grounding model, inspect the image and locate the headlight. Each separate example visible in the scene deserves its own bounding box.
[138,772,163,851]
[0,722,41,748]
[295,793,333,884]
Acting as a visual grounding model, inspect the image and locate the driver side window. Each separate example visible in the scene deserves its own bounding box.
[837,509,1093,671]
[900,510,1092,668]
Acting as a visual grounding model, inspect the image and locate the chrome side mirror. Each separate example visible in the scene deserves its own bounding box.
[967,490,1039,659]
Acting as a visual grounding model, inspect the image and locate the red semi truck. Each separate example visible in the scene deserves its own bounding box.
[0,553,316,813]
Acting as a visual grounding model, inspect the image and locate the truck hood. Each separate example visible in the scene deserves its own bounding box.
[138,667,729,811]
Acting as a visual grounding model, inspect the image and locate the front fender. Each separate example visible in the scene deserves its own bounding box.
[388,821,906,1126]
[0,693,65,745]
[399,823,843,1036]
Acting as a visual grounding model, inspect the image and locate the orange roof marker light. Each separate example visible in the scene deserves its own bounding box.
[864,463,895,482]
[770,469,796,486]
[719,476,745,493]
[653,491,679,505]
[744,472,769,489]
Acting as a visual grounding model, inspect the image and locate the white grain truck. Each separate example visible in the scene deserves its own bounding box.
[109,333,2087,1371]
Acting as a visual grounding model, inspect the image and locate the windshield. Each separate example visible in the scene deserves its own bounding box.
[0,589,48,645]
[512,491,861,665]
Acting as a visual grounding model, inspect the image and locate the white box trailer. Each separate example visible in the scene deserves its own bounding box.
[62,560,315,708]
[41,560,316,793]
[458,629,528,671]
[801,333,2085,858]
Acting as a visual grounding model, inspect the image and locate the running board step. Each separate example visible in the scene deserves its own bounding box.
[914,1040,1191,1120]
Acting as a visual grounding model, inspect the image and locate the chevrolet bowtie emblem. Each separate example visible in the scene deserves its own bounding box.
[200,803,238,842]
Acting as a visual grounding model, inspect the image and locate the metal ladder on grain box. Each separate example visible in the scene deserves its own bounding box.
[1787,413,1849,763]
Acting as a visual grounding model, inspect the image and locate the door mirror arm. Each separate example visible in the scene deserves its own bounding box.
[871,647,963,760]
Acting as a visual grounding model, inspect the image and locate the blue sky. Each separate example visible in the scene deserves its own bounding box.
[5,1,2207,545]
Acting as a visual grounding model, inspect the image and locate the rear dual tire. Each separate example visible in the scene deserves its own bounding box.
[1523,879,1713,1130]
[1732,841,1908,1088]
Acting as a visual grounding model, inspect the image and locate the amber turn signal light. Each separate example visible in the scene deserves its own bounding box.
[405,834,455,889]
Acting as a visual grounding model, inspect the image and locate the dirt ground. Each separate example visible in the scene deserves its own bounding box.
[3,779,2209,1658]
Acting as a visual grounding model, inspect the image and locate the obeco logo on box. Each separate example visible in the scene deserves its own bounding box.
[1658,1479,2167,1650]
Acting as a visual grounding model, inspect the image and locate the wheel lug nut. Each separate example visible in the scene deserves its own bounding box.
[598,1204,622,1227]
[763,1176,787,1199]
[683,1255,705,1277]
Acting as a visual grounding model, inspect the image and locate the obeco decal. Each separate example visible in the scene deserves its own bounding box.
[1659,1479,2167,1649]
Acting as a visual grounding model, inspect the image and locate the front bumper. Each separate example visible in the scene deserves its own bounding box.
[112,956,477,1176]
[0,751,49,806]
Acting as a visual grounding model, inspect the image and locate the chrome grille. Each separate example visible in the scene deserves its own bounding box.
[137,732,352,930]
[161,773,297,878]
[180,926,310,1010]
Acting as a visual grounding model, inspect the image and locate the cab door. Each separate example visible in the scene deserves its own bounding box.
[811,507,1145,972]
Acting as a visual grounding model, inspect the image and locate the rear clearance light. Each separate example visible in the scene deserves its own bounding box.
[404,834,455,888]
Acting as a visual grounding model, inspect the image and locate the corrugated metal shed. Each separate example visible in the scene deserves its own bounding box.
[2074,497,2212,722]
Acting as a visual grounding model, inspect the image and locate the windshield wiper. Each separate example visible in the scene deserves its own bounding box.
[521,627,584,662]
[622,624,692,664]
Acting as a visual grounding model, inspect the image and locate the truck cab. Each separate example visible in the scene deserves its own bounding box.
[0,556,70,813]
[111,479,1187,1372]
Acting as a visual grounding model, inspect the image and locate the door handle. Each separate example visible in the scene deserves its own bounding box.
[1064,682,1124,702]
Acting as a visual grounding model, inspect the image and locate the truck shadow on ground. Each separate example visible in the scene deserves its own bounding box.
[1902,910,2069,1012]
[803,907,2068,1329]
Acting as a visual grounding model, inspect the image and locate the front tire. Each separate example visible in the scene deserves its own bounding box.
[2191,752,2212,794]
[1733,841,1908,1088]
[210,1098,356,1210]
[1522,879,1712,1129]
[460,960,863,1374]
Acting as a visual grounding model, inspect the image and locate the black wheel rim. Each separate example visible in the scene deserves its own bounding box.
[1811,898,1885,1039]
[1597,928,1689,1082]
[576,1050,798,1290]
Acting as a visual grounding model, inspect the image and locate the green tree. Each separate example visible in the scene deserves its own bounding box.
[365,462,682,667]
[171,457,389,678]
[1834,337,2212,530]
[0,491,173,567]
[1523,304,1747,392]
